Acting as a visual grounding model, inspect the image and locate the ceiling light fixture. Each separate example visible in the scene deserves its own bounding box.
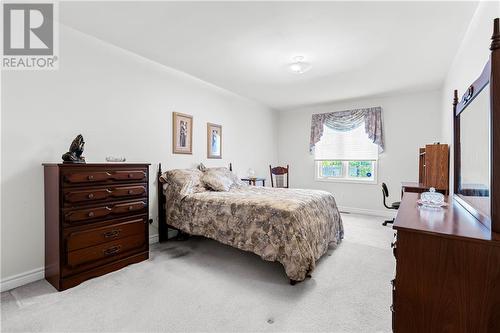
[288,56,312,74]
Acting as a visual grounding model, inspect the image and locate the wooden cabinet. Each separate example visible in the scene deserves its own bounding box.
[392,193,500,332]
[418,144,449,193]
[43,163,150,291]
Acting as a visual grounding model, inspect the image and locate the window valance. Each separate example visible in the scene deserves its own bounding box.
[309,106,384,153]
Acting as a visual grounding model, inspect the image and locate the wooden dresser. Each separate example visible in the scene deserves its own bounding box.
[392,193,500,332]
[43,163,150,290]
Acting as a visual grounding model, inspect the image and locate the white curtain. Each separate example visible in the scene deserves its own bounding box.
[314,124,379,161]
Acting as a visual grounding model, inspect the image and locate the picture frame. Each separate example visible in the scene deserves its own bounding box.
[172,112,193,154]
[207,123,222,159]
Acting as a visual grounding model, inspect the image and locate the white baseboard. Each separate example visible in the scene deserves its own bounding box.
[339,206,397,218]
[2,235,161,292]
[1,267,45,292]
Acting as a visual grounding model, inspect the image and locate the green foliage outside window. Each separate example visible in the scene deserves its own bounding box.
[348,161,373,178]
[320,161,343,177]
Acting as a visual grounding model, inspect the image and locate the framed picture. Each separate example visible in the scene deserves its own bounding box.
[207,123,222,159]
[172,112,193,154]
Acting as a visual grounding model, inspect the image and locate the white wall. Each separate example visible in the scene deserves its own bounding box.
[0,25,278,284]
[277,90,443,215]
[440,2,500,192]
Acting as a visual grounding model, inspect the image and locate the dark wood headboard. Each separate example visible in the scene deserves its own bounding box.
[157,162,233,242]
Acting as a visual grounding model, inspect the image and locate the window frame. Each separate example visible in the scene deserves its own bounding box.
[315,160,378,184]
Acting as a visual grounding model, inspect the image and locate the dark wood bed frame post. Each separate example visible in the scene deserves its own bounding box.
[157,163,168,242]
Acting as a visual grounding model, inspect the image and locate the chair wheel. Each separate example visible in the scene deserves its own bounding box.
[382,219,394,226]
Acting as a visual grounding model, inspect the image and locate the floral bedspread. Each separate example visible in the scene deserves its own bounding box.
[165,186,344,281]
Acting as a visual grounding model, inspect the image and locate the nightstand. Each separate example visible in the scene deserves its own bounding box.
[241,178,266,186]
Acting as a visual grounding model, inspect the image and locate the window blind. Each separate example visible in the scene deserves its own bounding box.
[314,124,379,161]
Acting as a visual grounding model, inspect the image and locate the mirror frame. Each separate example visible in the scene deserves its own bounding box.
[453,18,500,234]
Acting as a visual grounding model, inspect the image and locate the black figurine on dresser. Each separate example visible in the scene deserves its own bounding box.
[62,134,86,163]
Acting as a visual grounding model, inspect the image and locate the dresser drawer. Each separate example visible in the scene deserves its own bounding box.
[64,200,147,223]
[62,169,147,186]
[63,184,147,205]
[67,234,145,267]
[66,217,146,252]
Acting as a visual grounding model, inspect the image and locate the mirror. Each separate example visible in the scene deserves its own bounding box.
[458,82,490,219]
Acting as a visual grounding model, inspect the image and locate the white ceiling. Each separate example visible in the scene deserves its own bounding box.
[60,1,478,110]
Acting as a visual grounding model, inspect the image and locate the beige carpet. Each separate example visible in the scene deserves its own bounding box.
[1,213,395,333]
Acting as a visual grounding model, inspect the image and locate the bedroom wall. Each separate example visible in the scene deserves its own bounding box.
[440,1,500,192]
[1,25,278,288]
[277,90,443,215]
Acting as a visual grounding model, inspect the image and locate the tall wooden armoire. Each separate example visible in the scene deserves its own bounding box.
[418,144,449,193]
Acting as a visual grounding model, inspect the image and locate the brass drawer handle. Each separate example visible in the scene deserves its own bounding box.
[88,211,95,217]
[103,245,121,256]
[128,190,134,195]
[103,229,121,238]
[128,173,134,178]
[128,206,134,211]
[87,175,94,180]
[88,193,94,199]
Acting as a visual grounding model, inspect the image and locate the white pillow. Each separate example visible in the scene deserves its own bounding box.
[160,168,205,196]
[201,168,234,191]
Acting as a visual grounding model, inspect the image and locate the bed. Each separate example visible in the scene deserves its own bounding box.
[157,163,343,283]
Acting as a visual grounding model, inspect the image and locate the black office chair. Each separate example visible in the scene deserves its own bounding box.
[382,183,400,226]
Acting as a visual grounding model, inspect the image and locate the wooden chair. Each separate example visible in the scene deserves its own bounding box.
[269,165,289,188]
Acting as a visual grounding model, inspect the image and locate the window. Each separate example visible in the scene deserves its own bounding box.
[315,124,378,183]
[318,160,343,177]
[317,160,376,182]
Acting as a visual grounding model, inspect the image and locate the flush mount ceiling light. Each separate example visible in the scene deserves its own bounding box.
[288,56,312,74]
